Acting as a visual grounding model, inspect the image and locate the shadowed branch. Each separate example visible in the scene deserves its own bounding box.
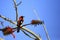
[13,0,18,22]
[21,30,35,39]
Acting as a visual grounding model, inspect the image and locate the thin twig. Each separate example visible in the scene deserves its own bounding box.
[42,24,50,40]
[13,0,18,22]
[0,14,16,25]
[21,30,35,39]
[0,21,4,26]
[16,1,22,6]
[33,9,50,40]
[33,9,40,20]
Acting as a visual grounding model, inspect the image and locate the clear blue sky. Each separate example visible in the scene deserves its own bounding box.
[0,0,60,40]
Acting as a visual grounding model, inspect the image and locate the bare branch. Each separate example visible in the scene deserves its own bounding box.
[22,20,44,26]
[21,30,35,39]
[21,27,42,40]
[22,24,31,27]
[33,9,40,20]
[17,1,22,6]
[13,0,18,22]
[33,9,50,40]
[0,14,16,25]
[42,24,50,40]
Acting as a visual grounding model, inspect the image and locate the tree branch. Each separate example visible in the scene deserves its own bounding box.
[33,9,50,40]
[13,0,18,22]
[16,1,22,6]
[0,14,16,25]
[21,27,42,40]
[42,24,50,40]
[21,30,35,39]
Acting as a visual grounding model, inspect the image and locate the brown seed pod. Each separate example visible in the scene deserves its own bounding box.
[2,26,14,35]
[31,20,44,25]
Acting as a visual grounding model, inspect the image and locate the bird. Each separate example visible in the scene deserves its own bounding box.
[17,16,24,33]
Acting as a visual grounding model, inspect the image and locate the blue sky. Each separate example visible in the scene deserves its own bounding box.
[0,0,60,40]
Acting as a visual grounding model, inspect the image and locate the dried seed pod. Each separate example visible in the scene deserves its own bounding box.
[31,20,44,25]
[2,26,14,35]
[2,26,15,38]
